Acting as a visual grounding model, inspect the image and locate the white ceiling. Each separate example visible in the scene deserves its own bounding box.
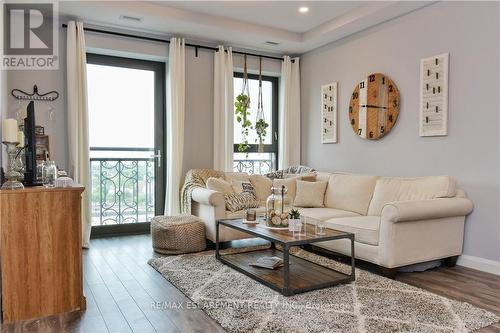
[163,1,368,33]
[59,1,432,54]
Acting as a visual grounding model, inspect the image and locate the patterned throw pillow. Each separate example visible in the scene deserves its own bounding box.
[231,180,257,198]
[224,192,260,212]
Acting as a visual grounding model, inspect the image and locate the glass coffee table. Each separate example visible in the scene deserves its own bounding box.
[215,218,355,296]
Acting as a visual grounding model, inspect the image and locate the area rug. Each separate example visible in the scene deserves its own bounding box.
[148,247,499,333]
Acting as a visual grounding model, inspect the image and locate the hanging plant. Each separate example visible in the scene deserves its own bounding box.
[255,57,269,153]
[255,118,268,153]
[235,93,251,152]
[235,55,252,152]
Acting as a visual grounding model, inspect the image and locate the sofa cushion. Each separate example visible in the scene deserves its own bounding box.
[325,216,380,246]
[206,177,234,194]
[367,176,457,215]
[249,175,272,202]
[315,172,332,183]
[299,208,360,221]
[294,180,328,208]
[324,173,378,215]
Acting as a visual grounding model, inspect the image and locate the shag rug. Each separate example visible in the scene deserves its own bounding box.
[148,246,499,333]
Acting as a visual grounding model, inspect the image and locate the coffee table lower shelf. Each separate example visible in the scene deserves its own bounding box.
[217,248,352,296]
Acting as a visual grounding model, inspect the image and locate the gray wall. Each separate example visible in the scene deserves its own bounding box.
[6,27,68,170]
[300,2,500,262]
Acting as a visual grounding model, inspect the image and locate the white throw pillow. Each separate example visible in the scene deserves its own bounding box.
[249,175,272,202]
[206,177,234,194]
[294,180,328,208]
[273,177,297,203]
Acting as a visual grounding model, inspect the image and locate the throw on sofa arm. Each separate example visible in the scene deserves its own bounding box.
[381,197,474,223]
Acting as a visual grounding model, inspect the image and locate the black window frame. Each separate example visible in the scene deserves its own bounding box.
[86,53,166,238]
[233,72,279,169]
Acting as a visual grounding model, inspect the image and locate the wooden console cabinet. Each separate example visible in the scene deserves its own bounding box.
[0,186,86,323]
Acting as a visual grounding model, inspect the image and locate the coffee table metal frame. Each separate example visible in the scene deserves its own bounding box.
[215,218,355,296]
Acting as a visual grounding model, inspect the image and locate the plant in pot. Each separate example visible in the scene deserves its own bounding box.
[235,93,252,152]
[255,118,268,153]
[288,208,301,232]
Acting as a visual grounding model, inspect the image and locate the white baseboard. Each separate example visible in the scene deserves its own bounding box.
[457,254,500,276]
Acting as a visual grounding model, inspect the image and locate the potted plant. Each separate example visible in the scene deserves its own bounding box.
[235,93,252,152]
[255,118,269,153]
[288,208,301,232]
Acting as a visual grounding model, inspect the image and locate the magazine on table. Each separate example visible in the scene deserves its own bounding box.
[249,256,284,270]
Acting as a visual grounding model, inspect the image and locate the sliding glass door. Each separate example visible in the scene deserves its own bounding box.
[86,54,165,236]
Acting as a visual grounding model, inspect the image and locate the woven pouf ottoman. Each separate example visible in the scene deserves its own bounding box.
[151,214,206,254]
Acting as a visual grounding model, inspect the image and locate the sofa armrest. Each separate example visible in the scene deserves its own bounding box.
[191,187,225,207]
[381,198,474,223]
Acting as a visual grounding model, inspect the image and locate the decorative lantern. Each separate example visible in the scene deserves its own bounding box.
[265,185,291,228]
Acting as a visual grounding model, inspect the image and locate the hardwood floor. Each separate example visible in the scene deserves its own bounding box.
[1,234,499,332]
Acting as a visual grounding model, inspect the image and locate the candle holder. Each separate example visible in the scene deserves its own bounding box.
[2,141,24,190]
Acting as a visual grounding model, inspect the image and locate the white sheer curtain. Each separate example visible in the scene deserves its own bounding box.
[165,37,186,215]
[279,56,301,169]
[66,21,92,247]
[213,46,234,171]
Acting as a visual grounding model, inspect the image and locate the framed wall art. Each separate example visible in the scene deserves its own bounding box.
[321,82,337,143]
[420,53,449,136]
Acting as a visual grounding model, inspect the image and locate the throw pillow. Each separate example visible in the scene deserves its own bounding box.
[206,177,234,194]
[273,178,297,204]
[224,192,260,212]
[294,180,328,208]
[231,180,257,198]
[249,174,273,202]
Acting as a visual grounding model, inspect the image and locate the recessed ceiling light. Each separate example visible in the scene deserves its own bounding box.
[299,7,309,13]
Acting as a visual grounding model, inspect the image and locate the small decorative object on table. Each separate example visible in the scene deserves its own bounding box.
[1,119,24,190]
[288,208,301,232]
[316,219,326,236]
[266,185,290,228]
[42,160,57,188]
[246,209,257,221]
[55,170,75,188]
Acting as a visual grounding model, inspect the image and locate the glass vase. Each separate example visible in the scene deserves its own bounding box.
[265,185,291,228]
[42,160,57,188]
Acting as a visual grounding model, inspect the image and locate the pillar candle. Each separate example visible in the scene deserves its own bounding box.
[2,119,18,142]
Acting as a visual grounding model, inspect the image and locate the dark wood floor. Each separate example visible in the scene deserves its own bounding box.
[2,234,499,332]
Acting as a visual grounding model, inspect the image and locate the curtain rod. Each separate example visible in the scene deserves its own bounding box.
[61,24,285,62]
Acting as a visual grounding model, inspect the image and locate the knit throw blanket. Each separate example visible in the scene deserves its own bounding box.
[180,169,225,214]
[265,165,316,179]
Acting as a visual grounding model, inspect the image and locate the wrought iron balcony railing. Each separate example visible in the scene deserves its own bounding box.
[90,148,155,226]
[233,159,274,175]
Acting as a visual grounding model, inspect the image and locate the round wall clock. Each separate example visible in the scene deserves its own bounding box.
[349,73,400,140]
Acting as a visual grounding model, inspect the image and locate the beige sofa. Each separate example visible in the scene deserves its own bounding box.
[190,171,473,277]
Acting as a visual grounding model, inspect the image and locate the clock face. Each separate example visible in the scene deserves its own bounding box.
[349,73,400,140]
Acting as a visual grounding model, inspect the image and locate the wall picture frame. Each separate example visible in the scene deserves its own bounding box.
[321,82,337,143]
[420,53,449,136]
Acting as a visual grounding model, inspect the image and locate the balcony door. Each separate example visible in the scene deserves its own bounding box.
[86,54,166,236]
